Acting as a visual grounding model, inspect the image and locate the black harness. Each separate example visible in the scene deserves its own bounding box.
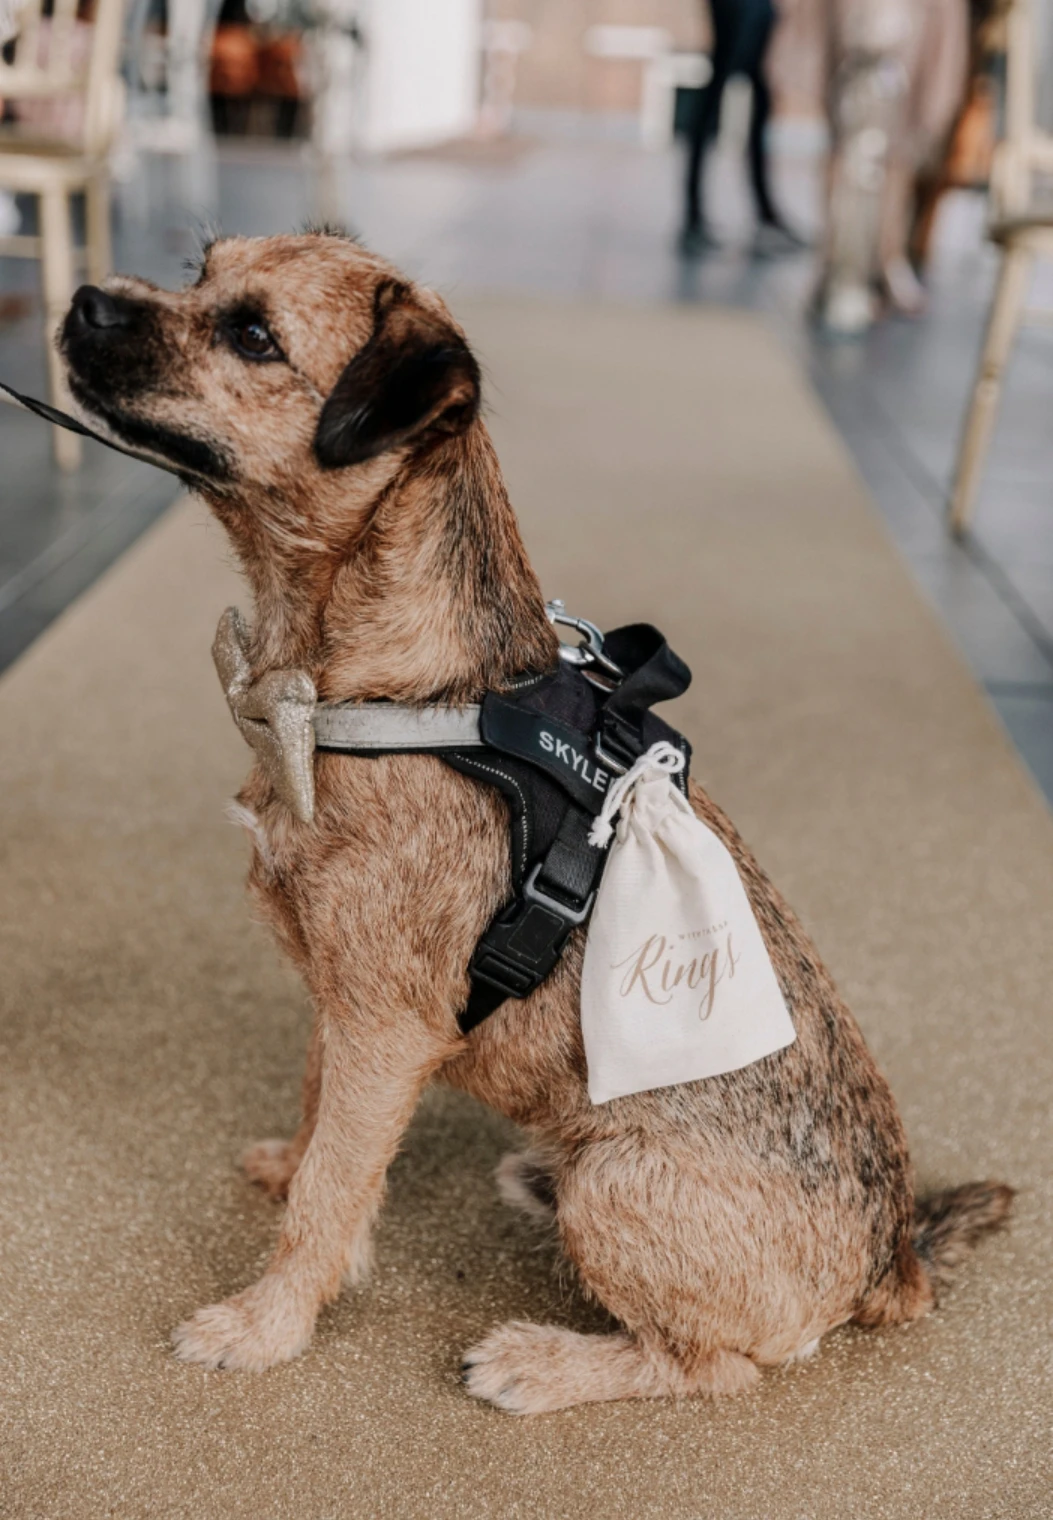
[314,619,693,1033]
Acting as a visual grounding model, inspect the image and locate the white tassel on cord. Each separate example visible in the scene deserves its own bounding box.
[587,740,685,848]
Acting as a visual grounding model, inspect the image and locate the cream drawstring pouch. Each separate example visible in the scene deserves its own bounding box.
[581,743,796,1104]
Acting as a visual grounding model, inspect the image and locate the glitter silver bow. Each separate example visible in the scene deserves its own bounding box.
[212,607,318,824]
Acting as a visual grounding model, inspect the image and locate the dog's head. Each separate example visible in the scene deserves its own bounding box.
[60,232,482,495]
[61,230,558,691]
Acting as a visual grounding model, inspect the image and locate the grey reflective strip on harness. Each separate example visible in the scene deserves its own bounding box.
[313,702,484,751]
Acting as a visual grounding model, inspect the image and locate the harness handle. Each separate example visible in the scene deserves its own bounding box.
[595,624,692,773]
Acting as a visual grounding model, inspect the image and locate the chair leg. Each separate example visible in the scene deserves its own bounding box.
[85,169,113,287]
[39,185,82,471]
[949,241,1033,536]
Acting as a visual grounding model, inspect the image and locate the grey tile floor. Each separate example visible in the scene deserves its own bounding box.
[1,133,1050,799]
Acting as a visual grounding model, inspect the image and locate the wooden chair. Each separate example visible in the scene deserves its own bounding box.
[949,0,1053,534]
[0,0,126,469]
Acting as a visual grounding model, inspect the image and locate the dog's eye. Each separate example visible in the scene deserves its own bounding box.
[229,320,281,361]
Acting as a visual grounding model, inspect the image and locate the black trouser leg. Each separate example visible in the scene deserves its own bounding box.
[684,10,736,233]
[747,61,780,226]
[740,0,782,227]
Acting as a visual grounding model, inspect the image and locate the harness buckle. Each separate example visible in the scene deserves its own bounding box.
[522,862,595,925]
[594,711,642,777]
[466,865,595,1009]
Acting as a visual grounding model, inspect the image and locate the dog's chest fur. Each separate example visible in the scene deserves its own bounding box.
[236,752,512,1023]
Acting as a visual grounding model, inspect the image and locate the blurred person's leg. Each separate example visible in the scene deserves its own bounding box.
[742,0,777,221]
[747,42,778,225]
[683,0,802,254]
[744,0,806,250]
[681,0,738,252]
[878,160,927,314]
[815,0,903,335]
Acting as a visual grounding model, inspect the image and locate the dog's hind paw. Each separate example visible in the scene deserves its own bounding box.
[241,1138,301,1200]
[462,1322,760,1413]
[462,1322,584,1414]
[172,1279,314,1372]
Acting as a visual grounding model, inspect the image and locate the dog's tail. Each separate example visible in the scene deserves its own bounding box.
[912,1181,1015,1298]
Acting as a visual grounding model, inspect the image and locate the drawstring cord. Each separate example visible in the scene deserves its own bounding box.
[587,740,685,848]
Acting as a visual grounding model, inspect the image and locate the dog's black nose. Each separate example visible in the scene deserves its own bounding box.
[70,285,132,333]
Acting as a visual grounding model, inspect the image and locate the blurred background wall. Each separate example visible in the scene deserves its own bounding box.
[485,0,705,117]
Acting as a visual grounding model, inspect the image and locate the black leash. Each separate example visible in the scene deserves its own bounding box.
[0,379,186,476]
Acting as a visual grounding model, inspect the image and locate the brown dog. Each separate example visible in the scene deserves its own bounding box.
[59,233,1011,1413]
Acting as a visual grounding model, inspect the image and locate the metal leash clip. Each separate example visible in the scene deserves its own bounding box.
[545,599,623,686]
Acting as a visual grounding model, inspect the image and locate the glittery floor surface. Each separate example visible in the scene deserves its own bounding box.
[1,302,1050,1519]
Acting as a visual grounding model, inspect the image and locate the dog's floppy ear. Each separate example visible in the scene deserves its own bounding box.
[314,281,481,469]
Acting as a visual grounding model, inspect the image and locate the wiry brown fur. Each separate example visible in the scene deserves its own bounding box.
[61,233,1013,1412]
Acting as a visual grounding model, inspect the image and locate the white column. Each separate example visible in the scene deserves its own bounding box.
[357,0,481,153]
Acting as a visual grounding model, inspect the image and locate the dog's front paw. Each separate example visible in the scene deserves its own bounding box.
[172,1279,314,1371]
[241,1138,301,1200]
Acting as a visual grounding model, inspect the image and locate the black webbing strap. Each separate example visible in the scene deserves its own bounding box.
[596,624,692,772]
[460,803,603,1033]
[535,805,599,904]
